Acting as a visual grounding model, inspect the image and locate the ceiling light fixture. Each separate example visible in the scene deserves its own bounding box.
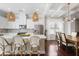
[5,11,16,22]
[64,3,71,22]
[64,3,75,22]
[32,11,39,22]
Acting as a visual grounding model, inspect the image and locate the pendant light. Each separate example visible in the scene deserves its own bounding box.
[32,9,39,22]
[64,3,75,22]
[5,12,16,22]
[5,8,16,22]
[64,3,71,22]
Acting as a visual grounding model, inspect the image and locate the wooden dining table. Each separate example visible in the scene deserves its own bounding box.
[67,35,79,56]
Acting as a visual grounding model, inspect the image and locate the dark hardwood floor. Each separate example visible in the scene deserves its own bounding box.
[46,40,76,56]
[3,40,77,56]
[10,40,77,56]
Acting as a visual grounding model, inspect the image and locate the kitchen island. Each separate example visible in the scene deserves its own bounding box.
[0,33,47,55]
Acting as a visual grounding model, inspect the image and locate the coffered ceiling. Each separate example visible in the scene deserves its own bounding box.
[46,3,79,18]
[0,3,79,18]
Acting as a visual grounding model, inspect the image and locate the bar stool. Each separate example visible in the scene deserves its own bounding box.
[22,38,31,55]
[1,37,14,56]
[13,36,26,56]
[0,37,4,56]
[30,36,40,56]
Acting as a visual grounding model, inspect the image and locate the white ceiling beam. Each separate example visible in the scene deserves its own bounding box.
[58,3,79,17]
[54,4,65,16]
[49,4,65,17]
[57,11,65,17]
[43,3,52,15]
[56,4,65,11]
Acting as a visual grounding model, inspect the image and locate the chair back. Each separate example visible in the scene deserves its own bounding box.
[56,32,60,40]
[30,36,40,47]
[0,37,10,47]
[0,37,6,55]
[71,32,77,37]
[60,33,67,42]
[13,36,24,46]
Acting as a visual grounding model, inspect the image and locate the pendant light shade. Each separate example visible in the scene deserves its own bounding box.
[5,12,16,22]
[32,11,39,22]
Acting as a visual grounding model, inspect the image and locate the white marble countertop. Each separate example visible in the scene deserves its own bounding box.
[0,33,46,54]
[1,33,46,39]
[22,35,46,40]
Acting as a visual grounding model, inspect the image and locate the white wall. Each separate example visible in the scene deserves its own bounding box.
[0,16,8,28]
[64,22,72,35]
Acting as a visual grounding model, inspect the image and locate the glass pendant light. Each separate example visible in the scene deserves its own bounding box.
[64,3,75,22]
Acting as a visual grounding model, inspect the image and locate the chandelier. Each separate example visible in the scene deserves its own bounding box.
[64,3,75,22]
[64,3,71,21]
[67,3,71,21]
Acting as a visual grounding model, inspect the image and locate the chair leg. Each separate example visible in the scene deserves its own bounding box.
[2,52,4,56]
[30,52,32,56]
[20,51,22,56]
[66,44,68,51]
[38,52,40,56]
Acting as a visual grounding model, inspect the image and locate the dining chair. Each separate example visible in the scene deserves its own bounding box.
[30,36,40,56]
[60,33,75,51]
[66,33,79,56]
[13,36,26,56]
[55,32,62,49]
[56,32,61,46]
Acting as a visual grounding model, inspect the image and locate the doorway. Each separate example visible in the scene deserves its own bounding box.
[46,19,64,40]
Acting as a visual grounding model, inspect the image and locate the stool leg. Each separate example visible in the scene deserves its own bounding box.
[38,52,40,56]
[30,51,32,56]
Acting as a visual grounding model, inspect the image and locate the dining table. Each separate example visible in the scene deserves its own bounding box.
[67,35,79,56]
